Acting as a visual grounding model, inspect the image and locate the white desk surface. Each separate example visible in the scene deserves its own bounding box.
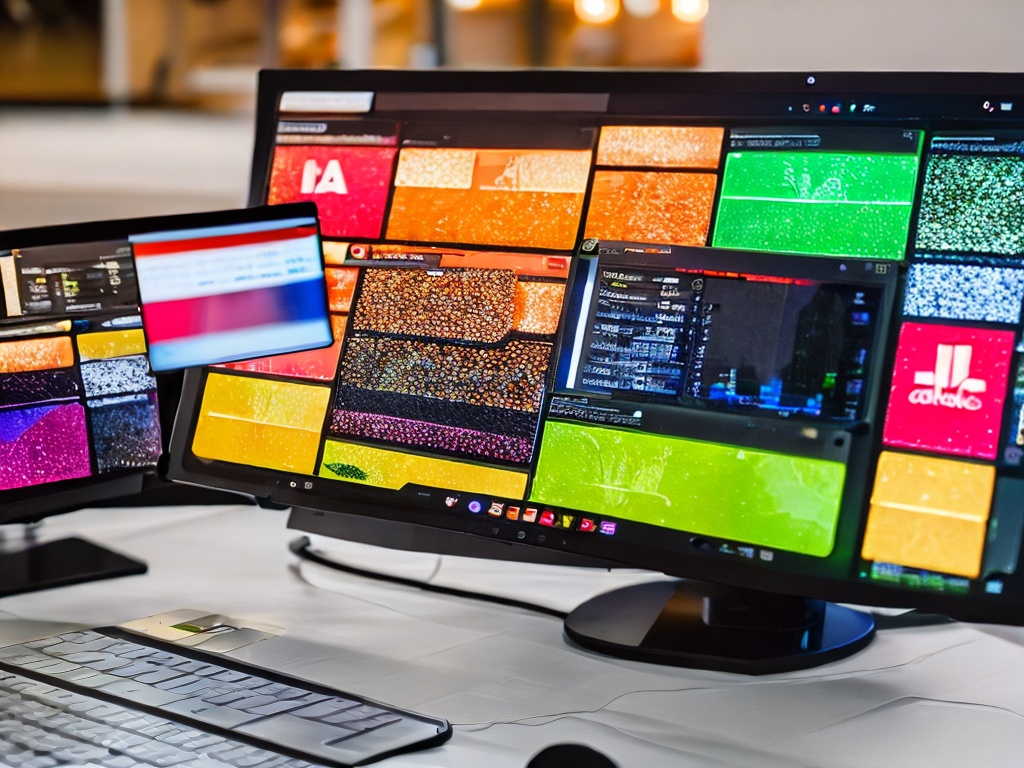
[2,503,1023,768]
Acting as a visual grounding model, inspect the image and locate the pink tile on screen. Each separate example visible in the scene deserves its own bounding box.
[0,404,91,490]
[268,145,397,238]
[883,322,1015,460]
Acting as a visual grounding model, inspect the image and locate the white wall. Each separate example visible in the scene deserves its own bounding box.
[702,0,1024,71]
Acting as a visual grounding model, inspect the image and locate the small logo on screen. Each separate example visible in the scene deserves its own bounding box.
[909,344,985,411]
[883,322,1013,460]
[301,159,349,195]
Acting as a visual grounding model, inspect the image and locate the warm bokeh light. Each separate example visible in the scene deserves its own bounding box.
[671,0,708,23]
[575,0,621,25]
[447,0,484,11]
[623,0,659,18]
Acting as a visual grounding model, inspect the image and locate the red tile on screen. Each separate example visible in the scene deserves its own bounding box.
[883,322,1015,460]
[268,145,397,238]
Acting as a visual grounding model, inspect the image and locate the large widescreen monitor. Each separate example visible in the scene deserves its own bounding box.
[168,70,1024,672]
[0,202,328,595]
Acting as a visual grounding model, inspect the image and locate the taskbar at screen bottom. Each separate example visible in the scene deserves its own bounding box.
[249,472,1024,623]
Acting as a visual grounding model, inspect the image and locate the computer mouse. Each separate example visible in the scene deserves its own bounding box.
[526,743,618,768]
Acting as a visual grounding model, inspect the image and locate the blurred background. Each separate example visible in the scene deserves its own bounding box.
[2,0,1024,227]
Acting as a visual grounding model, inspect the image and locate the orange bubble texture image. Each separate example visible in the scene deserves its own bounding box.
[596,126,724,168]
[584,171,717,245]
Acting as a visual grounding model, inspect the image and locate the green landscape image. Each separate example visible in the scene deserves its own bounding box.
[712,150,920,260]
[531,421,846,557]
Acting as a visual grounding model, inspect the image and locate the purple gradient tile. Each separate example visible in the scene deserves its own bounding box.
[0,404,91,490]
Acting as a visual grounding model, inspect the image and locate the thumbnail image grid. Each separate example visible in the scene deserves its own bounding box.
[915,154,1024,256]
[712,151,919,260]
[584,171,717,246]
[531,419,844,557]
[0,403,91,490]
[882,322,1014,461]
[268,145,397,239]
[586,125,724,246]
[385,148,590,250]
[595,126,723,169]
[862,450,994,579]
[88,393,162,473]
[903,263,1024,324]
[329,263,565,467]
[332,336,551,464]
[0,331,160,491]
[192,372,332,475]
[352,268,518,343]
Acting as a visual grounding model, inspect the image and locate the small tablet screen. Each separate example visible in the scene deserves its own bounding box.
[131,209,332,371]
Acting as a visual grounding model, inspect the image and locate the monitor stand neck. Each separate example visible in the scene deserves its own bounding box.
[0,523,147,599]
[564,580,875,674]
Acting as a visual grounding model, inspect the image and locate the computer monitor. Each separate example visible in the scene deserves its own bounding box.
[167,70,1024,673]
[0,202,326,596]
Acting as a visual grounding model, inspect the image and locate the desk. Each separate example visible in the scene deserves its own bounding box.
[2,504,1023,767]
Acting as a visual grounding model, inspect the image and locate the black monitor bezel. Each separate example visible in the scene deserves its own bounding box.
[171,69,1024,626]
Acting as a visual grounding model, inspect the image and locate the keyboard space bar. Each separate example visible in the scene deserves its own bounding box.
[235,712,444,765]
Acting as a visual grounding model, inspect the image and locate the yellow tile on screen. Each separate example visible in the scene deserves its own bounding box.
[77,329,147,360]
[861,451,994,578]
[192,373,331,473]
[318,440,528,498]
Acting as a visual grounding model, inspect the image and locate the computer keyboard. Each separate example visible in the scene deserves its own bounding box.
[0,627,451,767]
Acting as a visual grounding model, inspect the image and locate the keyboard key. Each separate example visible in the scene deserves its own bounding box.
[201,690,251,706]
[134,667,189,685]
[97,679,185,707]
[48,666,106,684]
[271,687,320,702]
[193,664,231,678]
[166,660,213,676]
[22,685,88,709]
[74,653,134,672]
[160,697,262,729]
[45,638,121,655]
[118,647,160,661]
[226,694,279,710]
[62,651,116,664]
[209,669,249,684]
[289,700,353,720]
[161,679,222,697]
[57,631,96,643]
[155,674,202,690]
[74,673,125,691]
[242,699,308,717]
[19,657,79,674]
[23,637,63,650]
[109,661,169,678]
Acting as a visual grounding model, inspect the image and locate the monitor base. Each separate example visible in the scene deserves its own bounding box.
[0,536,147,599]
[564,580,875,674]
